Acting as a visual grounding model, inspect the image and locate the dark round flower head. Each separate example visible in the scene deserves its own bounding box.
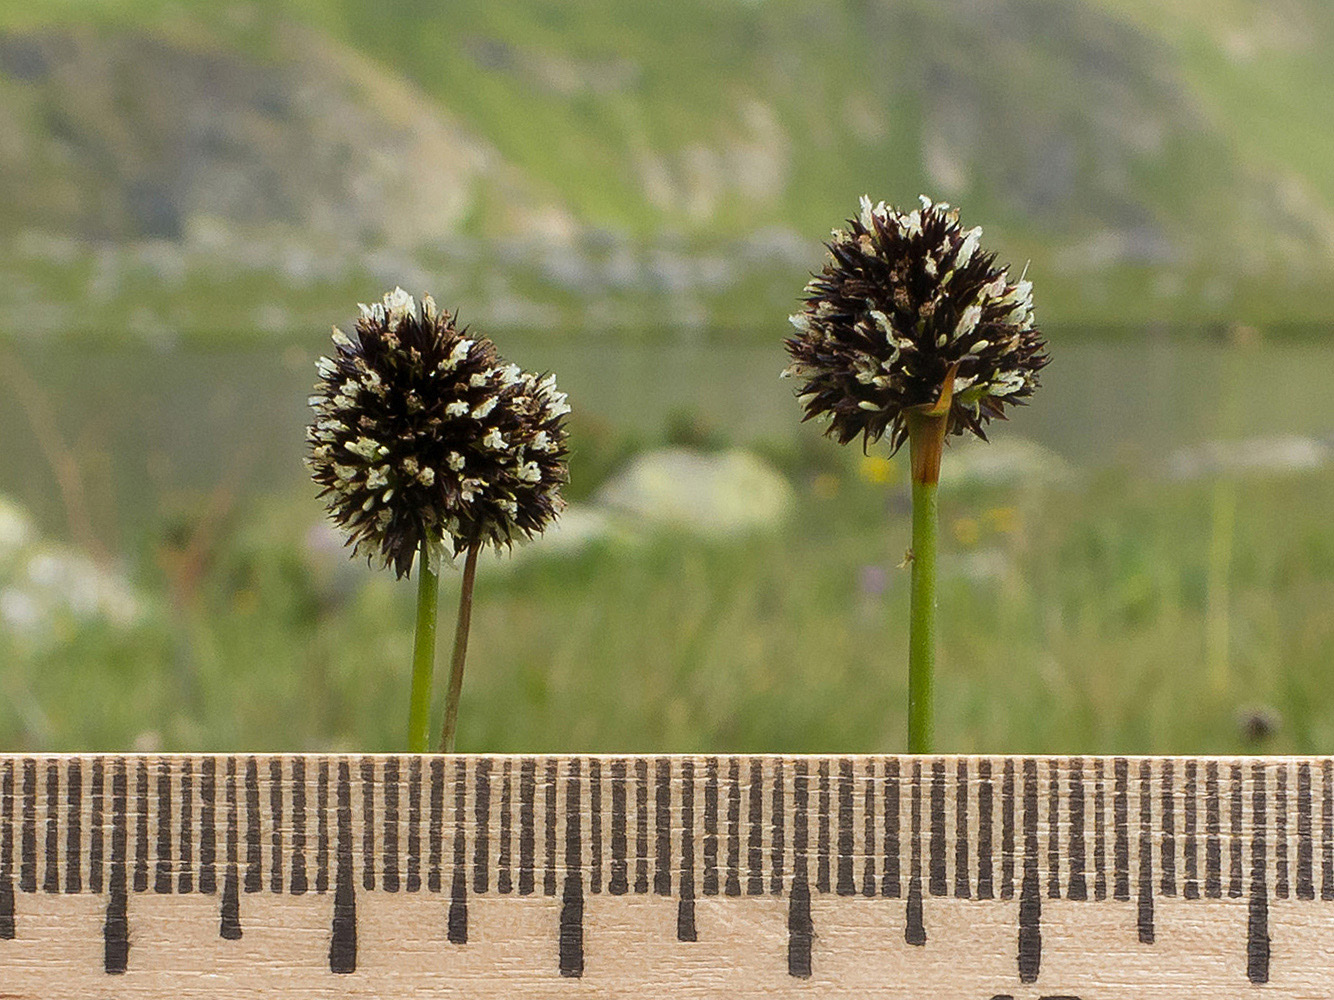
[307,288,569,578]
[784,195,1048,452]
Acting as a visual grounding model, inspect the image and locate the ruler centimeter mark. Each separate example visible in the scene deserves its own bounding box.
[0,756,1328,985]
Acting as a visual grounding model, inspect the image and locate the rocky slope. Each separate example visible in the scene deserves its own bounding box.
[1,0,1331,339]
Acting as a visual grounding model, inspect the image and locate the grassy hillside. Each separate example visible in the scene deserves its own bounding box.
[1,0,1332,339]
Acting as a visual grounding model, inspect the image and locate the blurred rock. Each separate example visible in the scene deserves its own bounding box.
[132,730,163,753]
[0,504,145,641]
[302,521,369,602]
[0,495,34,565]
[938,437,1071,489]
[305,502,623,584]
[1165,435,1331,480]
[0,496,146,642]
[942,547,1011,584]
[486,503,624,571]
[519,503,618,554]
[595,447,794,535]
[736,226,818,269]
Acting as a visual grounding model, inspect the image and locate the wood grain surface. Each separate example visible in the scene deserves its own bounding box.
[0,754,1330,998]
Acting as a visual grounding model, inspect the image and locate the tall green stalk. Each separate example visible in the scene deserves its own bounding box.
[439,543,480,753]
[1206,341,1245,694]
[908,472,938,754]
[407,540,440,753]
[904,366,956,755]
[1205,477,1237,694]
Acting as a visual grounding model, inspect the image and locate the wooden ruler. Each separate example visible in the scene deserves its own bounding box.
[0,754,1331,998]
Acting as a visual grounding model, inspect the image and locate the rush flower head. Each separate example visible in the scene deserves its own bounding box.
[784,195,1048,453]
[306,288,569,578]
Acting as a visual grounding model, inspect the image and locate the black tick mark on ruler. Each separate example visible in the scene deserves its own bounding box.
[0,756,1327,985]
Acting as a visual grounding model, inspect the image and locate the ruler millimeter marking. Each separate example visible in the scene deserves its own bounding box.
[0,755,1330,990]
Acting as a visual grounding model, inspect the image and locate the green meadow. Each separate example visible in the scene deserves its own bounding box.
[2,337,1331,755]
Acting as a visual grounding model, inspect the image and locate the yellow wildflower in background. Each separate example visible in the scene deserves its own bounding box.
[858,455,897,485]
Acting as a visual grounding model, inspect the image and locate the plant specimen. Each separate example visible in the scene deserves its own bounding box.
[784,197,1047,751]
[307,288,569,751]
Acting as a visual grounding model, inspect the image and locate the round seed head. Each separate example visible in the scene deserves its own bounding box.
[306,288,569,577]
[784,195,1049,451]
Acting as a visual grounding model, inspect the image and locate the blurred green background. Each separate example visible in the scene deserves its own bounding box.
[1,0,1332,754]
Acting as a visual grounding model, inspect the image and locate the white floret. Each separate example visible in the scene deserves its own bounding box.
[981,275,1008,301]
[868,309,895,339]
[956,227,983,268]
[448,339,473,365]
[1003,299,1033,325]
[989,371,1027,396]
[858,194,876,230]
[383,287,415,329]
[954,304,982,340]
[345,437,380,460]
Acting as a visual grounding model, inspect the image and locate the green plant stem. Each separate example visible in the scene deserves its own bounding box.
[908,473,938,755]
[407,541,440,753]
[904,372,953,756]
[439,543,480,753]
[1205,477,1238,694]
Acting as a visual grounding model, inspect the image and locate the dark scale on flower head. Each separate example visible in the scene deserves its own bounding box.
[306,288,569,578]
[784,195,1049,452]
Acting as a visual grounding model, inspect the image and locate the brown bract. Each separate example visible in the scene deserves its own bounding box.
[307,289,569,578]
[784,195,1048,453]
